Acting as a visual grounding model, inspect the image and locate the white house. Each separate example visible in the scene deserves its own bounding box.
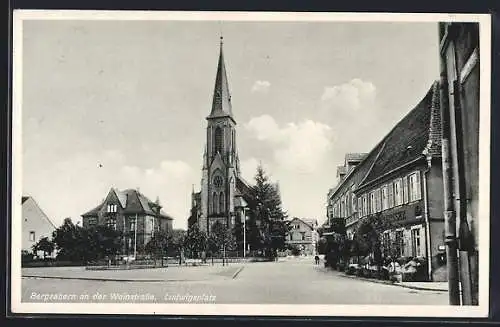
[22,196,57,256]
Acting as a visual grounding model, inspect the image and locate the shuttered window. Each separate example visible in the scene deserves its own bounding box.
[388,183,394,208]
[370,192,376,214]
[409,171,422,202]
[394,178,403,206]
[362,194,368,217]
[375,188,381,212]
[381,185,389,210]
[402,176,409,203]
[351,186,356,213]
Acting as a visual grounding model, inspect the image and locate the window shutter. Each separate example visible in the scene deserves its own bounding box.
[402,176,408,203]
[415,171,422,200]
[376,189,381,212]
[364,194,368,215]
[396,179,403,206]
[388,183,394,208]
[378,189,382,212]
[358,198,362,216]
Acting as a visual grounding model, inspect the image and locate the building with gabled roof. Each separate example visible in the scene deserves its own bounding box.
[81,188,173,254]
[285,217,319,256]
[326,81,447,281]
[22,196,57,254]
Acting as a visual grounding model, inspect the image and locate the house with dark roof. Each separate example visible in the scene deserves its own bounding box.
[285,217,319,256]
[22,196,57,255]
[81,188,173,254]
[326,82,447,281]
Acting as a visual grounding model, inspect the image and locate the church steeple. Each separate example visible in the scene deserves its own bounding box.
[208,36,234,122]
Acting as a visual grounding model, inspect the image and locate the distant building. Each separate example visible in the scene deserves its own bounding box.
[285,217,319,255]
[22,196,57,255]
[81,188,174,255]
[326,82,447,281]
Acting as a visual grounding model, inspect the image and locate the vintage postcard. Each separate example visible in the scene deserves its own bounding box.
[10,10,491,317]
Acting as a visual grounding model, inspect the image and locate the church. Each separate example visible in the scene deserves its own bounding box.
[189,37,254,235]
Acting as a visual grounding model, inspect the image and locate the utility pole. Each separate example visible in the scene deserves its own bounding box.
[243,208,247,258]
[439,48,461,305]
[134,213,138,259]
[223,244,226,266]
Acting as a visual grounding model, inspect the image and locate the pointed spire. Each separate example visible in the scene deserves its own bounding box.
[208,36,234,122]
[203,144,208,169]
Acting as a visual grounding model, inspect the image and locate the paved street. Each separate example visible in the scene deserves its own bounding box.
[22,257,447,305]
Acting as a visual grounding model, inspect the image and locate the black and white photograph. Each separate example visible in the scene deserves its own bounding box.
[10,11,491,317]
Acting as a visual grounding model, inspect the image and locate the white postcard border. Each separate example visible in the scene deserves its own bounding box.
[10,10,492,317]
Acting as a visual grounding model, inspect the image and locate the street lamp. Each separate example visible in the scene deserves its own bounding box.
[241,207,248,258]
[134,213,138,259]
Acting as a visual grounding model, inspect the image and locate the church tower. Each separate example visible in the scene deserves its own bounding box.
[199,37,240,234]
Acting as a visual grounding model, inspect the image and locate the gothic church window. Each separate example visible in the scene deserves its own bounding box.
[213,192,219,214]
[214,127,223,154]
[219,192,225,213]
[213,175,223,188]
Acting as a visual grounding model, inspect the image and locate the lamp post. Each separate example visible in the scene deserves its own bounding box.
[241,207,247,258]
[134,213,138,259]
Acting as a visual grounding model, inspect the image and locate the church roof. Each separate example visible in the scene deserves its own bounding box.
[236,176,255,204]
[208,37,234,122]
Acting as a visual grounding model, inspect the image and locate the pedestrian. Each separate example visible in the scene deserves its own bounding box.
[201,250,206,264]
[314,255,320,265]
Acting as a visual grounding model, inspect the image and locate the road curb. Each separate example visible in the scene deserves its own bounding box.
[338,273,448,292]
[232,266,244,279]
[22,275,207,283]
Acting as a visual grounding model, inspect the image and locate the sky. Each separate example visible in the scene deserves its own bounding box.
[21,18,440,230]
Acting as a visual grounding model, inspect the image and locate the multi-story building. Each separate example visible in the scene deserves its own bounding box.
[81,188,174,255]
[439,22,480,304]
[326,153,368,233]
[285,217,319,255]
[21,196,57,256]
[326,82,447,281]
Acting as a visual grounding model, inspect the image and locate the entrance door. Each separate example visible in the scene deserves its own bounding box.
[411,227,421,257]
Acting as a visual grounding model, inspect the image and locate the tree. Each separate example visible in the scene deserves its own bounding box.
[208,221,236,260]
[184,223,208,259]
[145,230,169,263]
[249,164,288,257]
[351,213,397,270]
[167,229,187,257]
[87,225,122,260]
[52,218,123,263]
[32,237,55,259]
[269,219,288,253]
[52,218,89,262]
